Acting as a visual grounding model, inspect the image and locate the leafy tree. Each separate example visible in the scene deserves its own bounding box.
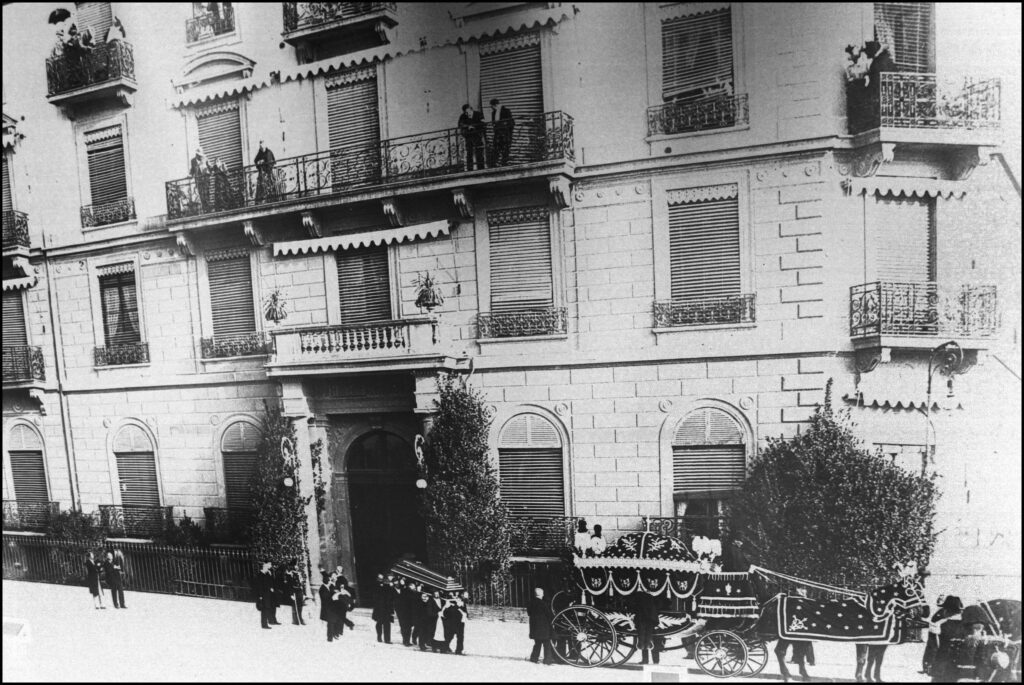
[728,379,939,587]
[250,402,310,581]
[421,373,513,597]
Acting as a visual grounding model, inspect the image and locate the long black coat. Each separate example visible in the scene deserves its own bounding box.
[372,584,397,623]
[397,586,418,622]
[252,571,275,611]
[318,584,332,621]
[85,559,101,596]
[103,559,124,590]
[527,597,554,640]
[417,597,440,635]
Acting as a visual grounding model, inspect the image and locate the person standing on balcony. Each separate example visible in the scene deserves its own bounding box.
[588,524,606,557]
[190,148,210,212]
[254,140,277,203]
[103,550,126,609]
[85,550,105,610]
[458,105,486,171]
[211,156,236,211]
[489,98,514,167]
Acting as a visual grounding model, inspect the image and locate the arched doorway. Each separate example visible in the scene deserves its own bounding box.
[346,430,427,595]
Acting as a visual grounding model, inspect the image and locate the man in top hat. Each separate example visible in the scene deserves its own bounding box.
[253,562,277,629]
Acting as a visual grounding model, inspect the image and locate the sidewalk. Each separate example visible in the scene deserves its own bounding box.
[2,580,929,682]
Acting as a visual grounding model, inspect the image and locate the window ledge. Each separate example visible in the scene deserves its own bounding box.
[646,123,750,145]
[653,322,757,335]
[82,219,139,233]
[477,333,569,345]
[185,31,240,50]
[94,362,151,371]
[200,353,271,364]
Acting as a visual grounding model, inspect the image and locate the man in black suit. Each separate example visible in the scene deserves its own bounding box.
[253,562,278,629]
[527,586,555,664]
[103,550,126,609]
[458,104,486,171]
[489,98,515,167]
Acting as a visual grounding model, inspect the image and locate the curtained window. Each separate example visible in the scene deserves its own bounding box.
[99,268,141,346]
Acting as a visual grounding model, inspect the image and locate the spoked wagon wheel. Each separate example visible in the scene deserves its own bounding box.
[694,630,748,678]
[550,589,574,615]
[740,638,768,677]
[604,633,638,667]
[551,605,618,668]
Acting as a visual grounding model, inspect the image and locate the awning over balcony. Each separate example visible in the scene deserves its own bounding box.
[845,177,968,200]
[170,75,273,108]
[2,276,37,291]
[843,365,967,411]
[277,44,401,85]
[451,5,571,44]
[273,219,451,256]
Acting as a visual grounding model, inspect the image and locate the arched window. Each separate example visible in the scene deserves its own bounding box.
[221,421,261,510]
[8,424,48,502]
[497,413,564,518]
[112,424,160,507]
[672,407,746,536]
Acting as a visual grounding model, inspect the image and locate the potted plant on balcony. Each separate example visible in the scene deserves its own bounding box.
[414,271,444,313]
[263,289,288,324]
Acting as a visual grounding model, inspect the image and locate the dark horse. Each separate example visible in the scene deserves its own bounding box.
[754,575,927,682]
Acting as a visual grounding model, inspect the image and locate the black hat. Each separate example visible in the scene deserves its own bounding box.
[942,595,964,613]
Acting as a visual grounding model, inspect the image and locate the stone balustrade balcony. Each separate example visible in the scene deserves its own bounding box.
[2,500,59,532]
[99,504,174,538]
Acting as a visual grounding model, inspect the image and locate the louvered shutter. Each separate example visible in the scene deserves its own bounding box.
[3,291,28,346]
[221,422,260,510]
[872,194,935,282]
[115,452,160,506]
[86,127,127,206]
[336,247,391,325]
[662,8,733,101]
[874,2,934,73]
[669,193,740,301]
[10,451,49,501]
[480,35,543,163]
[326,74,380,186]
[76,2,113,42]
[207,251,255,337]
[197,102,243,171]
[99,271,141,345]
[673,408,745,495]
[2,156,11,212]
[498,414,564,518]
[489,208,552,313]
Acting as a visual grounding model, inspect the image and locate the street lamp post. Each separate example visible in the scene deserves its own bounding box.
[922,341,965,476]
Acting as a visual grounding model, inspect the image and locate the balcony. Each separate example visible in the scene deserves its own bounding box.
[847,72,1001,145]
[647,93,749,137]
[282,2,397,49]
[653,294,756,329]
[2,346,45,385]
[850,281,999,350]
[3,210,30,257]
[200,332,274,359]
[94,342,150,367]
[186,5,236,44]
[477,307,567,340]
[268,317,454,375]
[641,515,728,546]
[204,507,253,544]
[509,516,574,557]
[81,197,136,228]
[165,111,575,227]
[99,504,174,538]
[45,40,137,110]
[2,500,59,532]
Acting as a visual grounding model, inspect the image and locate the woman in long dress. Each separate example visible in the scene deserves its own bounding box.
[85,550,105,609]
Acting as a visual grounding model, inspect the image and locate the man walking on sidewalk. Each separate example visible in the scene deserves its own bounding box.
[527,587,555,664]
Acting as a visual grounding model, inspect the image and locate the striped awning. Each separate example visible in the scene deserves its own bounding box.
[170,76,272,108]
[389,559,464,593]
[661,2,732,21]
[845,177,968,200]
[452,6,571,44]
[277,45,398,85]
[273,220,451,257]
[3,276,37,291]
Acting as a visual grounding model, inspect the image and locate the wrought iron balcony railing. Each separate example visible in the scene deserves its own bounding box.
[46,39,136,97]
[2,500,59,532]
[477,307,567,339]
[647,93,749,137]
[99,504,174,538]
[641,515,729,545]
[271,318,440,366]
[508,515,575,556]
[165,112,574,221]
[653,294,756,328]
[81,197,136,228]
[200,332,274,359]
[850,281,999,339]
[3,210,30,250]
[2,346,45,383]
[94,342,149,367]
[186,5,236,43]
[283,2,396,34]
[847,72,1001,135]
[204,507,253,544]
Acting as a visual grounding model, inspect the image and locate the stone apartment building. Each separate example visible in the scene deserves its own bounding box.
[2,2,1020,598]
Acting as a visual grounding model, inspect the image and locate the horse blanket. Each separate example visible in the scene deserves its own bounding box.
[771,594,904,645]
[696,573,759,619]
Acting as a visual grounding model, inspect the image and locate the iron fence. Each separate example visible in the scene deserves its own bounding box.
[476,306,568,339]
[2,535,258,602]
[282,1,396,33]
[46,39,136,97]
[186,4,235,43]
[2,346,45,383]
[94,342,150,367]
[80,197,136,228]
[849,281,999,338]
[653,294,756,328]
[2,501,59,532]
[3,210,30,249]
[647,93,748,136]
[200,332,274,359]
[433,558,562,608]
[99,505,175,538]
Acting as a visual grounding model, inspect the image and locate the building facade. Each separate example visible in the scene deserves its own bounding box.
[2,2,1020,598]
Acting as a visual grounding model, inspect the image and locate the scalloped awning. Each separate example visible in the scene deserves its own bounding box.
[273,220,451,256]
[452,6,571,44]
[277,45,400,85]
[170,75,272,108]
[843,365,966,411]
[846,177,968,199]
[2,276,37,291]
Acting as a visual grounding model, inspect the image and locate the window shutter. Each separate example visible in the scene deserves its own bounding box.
[662,8,733,101]
[76,2,113,42]
[115,452,161,507]
[207,250,255,337]
[489,207,552,313]
[86,126,127,206]
[336,247,392,325]
[2,155,12,213]
[223,451,258,510]
[197,101,244,171]
[874,2,934,73]
[498,413,564,518]
[221,421,261,452]
[872,194,935,282]
[480,34,543,163]
[327,75,379,151]
[668,190,741,301]
[673,408,745,495]
[3,291,28,346]
[10,451,49,501]
[99,270,141,346]
[113,424,153,452]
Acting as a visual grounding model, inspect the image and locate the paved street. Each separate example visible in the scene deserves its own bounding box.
[2,580,933,682]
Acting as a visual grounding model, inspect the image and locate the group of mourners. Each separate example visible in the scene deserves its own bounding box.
[921,594,1010,683]
[188,139,278,213]
[370,573,471,655]
[456,98,516,171]
[250,559,308,629]
[84,549,128,610]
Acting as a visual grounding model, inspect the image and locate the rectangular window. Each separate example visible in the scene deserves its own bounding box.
[668,186,741,301]
[207,249,255,337]
[99,269,141,346]
[10,451,49,502]
[489,207,553,313]
[114,452,161,507]
[326,71,380,186]
[874,2,934,73]
[336,247,392,325]
[75,1,113,42]
[480,33,543,164]
[872,194,935,282]
[661,8,733,102]
[196,101,243,171]
[2,290,28,347]
[86,125,127,207]
[223,452,257,510]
